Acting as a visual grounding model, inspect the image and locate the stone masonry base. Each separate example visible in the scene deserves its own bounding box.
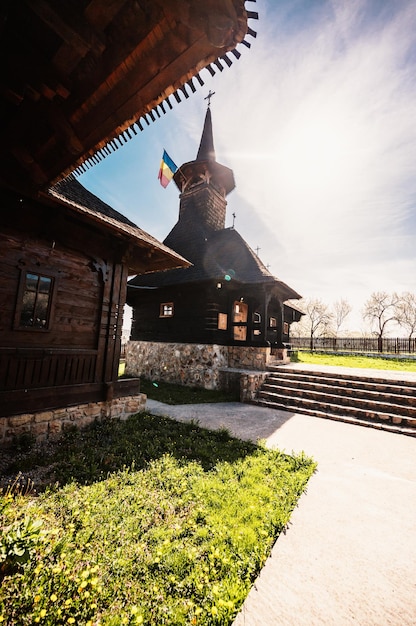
[125,341,289,402]
[1,394,146,448]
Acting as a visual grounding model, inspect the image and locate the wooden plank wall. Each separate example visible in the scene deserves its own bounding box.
[0,230,102,350]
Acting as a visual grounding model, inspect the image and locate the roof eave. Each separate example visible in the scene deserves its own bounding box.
[43,188,191,275]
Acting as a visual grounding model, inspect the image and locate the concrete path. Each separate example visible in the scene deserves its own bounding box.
[146,369,416,626]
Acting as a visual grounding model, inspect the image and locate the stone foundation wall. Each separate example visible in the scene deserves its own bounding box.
[228,345,271,370]
[125,341,277,401]
[1,394,146,448]
[125,341,229,390]
[219,369,269,402]
[240,371,270,402]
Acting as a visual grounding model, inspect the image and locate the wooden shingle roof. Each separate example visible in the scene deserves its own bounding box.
[128,226,301,301]
[48,177,190,275]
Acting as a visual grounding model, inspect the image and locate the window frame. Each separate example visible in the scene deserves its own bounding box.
[14,269,56,331]
[159,302,174,318]
[232,300,248,342]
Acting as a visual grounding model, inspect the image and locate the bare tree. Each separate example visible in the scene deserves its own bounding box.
[305,299,333,350]
[395,292,416,350]
[289,316,309,339]
[333,298,352,336]
[362,291,398,351]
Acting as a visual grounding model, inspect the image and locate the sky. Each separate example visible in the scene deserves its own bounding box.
[79,0,416,335]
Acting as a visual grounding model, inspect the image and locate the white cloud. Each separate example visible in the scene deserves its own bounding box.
[80,0,416,332]
[203,0,416,329]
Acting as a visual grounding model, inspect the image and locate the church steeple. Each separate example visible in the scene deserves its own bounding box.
[196,106,216,162]
[173,106,235,199]
[169,106,235,235]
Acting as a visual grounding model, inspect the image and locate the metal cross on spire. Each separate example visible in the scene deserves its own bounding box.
[204,90,216,107]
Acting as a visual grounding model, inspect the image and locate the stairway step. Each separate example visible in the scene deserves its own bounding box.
[256,390,416,426]
[259,384,416,417]
[267,370,416,397]
[256,367,416,434]
[270,365,416,386]
[263,378,416,407]
[254,399,416,437]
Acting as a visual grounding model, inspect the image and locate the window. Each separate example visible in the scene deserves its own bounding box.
[253,312,261,324]
[218,313,227,330]
[269,317,277,328]
[16,271,54,329]
[160,302,174,317]
[283,322,289,335]
[233,300,248,341]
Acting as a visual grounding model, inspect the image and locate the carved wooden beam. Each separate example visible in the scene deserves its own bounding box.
[26,0,106,57]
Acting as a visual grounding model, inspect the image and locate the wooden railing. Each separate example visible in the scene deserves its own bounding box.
[0,348,98,392]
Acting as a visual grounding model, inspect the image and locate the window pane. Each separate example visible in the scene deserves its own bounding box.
[39,276,52,294]
[233,326,247,341]
[160,302,174,317]
[34,293,49,327]
[233,301,248,323]
[26,273,39,291]
[20,291,36,326]
[18,272,53,329]
[218,313,227,330]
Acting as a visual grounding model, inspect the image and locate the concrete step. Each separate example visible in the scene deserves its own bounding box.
[260,382,416,418]
[257,389,416,425]
[268,366,416,393]
[263,376,416,408]
[255,397,416,437]
[256,367,416,435]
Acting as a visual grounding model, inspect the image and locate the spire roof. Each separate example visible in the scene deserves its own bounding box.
[196,107,216,161]
[173,106,235,195]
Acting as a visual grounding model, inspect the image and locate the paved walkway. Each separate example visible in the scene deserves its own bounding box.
[146,365,416,626]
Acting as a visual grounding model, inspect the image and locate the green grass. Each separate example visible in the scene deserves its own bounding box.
[1,413,316,625]
[118,362,238,404]
[293,351,416,372]
[139,378,239,405]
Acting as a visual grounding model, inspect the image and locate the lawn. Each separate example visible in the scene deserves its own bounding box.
[139,378,239,405]
[294,351,416,372]
[117,367,238,405]
[1,413,316,625]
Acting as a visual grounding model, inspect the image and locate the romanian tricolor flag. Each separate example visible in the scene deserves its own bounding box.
[158,150,178,188]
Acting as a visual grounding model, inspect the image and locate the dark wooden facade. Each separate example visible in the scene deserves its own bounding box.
[128,108,303,347]
[0,181,188,417]
[130,280,302,347]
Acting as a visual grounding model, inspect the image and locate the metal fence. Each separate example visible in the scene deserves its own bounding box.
[290,336,416,354]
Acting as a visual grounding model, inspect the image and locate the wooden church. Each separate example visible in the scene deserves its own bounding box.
[127,106,303,352]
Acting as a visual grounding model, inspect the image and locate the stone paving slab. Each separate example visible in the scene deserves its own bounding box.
[146,394,416,626]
